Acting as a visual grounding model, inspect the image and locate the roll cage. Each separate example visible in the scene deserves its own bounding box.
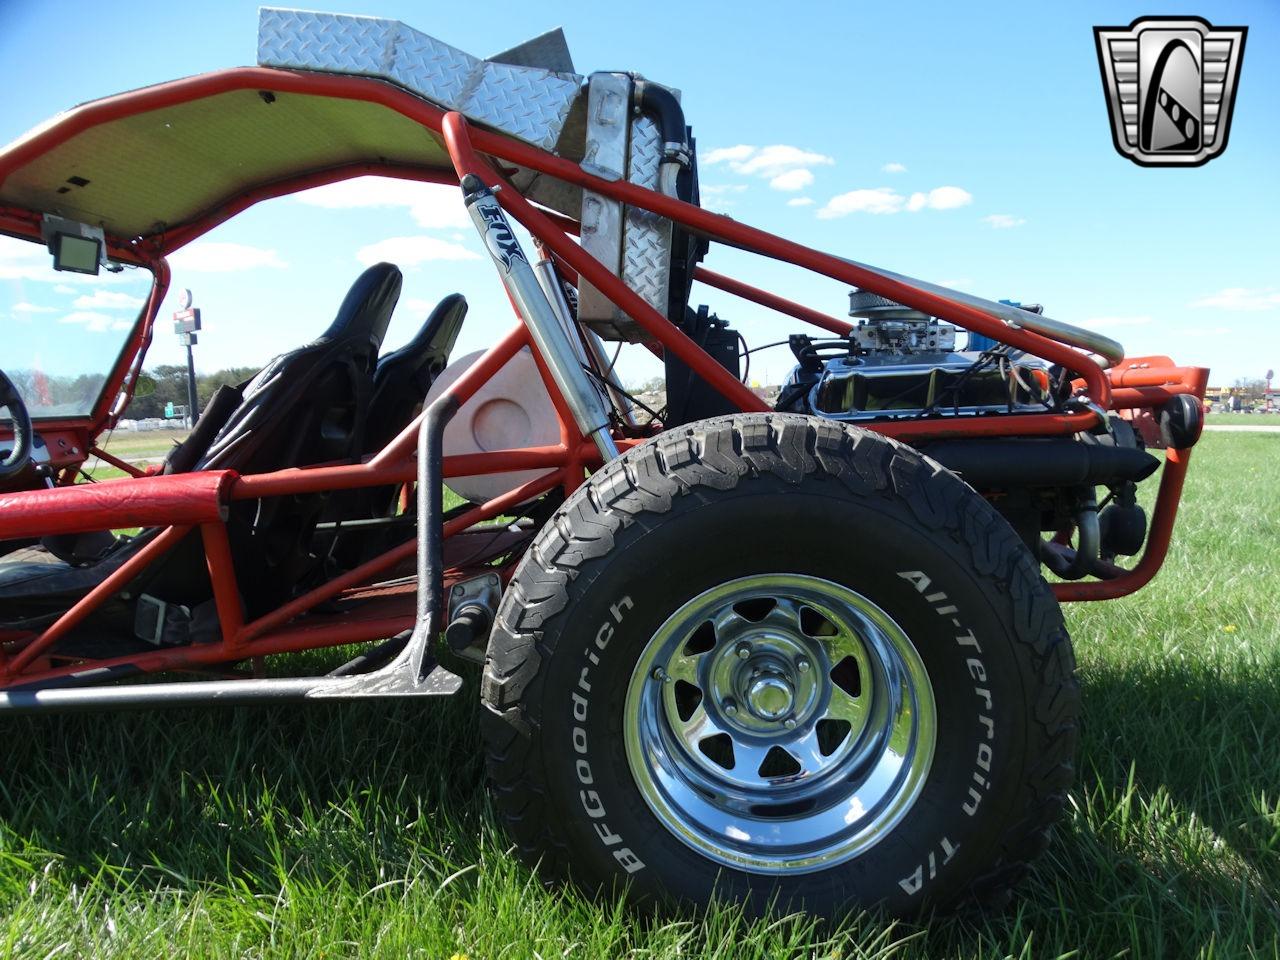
[0,14,1208,704]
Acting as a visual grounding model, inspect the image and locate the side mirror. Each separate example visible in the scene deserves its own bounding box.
[133,374,157,399]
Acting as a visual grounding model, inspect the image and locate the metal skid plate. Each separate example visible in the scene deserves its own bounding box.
[257,8,583,152]
[577,73,676,342]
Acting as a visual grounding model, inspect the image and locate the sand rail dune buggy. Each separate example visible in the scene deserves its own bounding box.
[0,10,1208,916]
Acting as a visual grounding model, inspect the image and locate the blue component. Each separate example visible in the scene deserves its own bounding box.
[968,300,1019,352]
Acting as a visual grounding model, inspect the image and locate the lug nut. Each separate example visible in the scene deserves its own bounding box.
[651,667,671,683]
[784,717,797,729]
[735,642,752,660]
[723,699,738,716]
[797,658,811,673]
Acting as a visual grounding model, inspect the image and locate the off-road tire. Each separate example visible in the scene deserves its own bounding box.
[481,413,1078,916]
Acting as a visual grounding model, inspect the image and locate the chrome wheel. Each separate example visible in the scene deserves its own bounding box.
[624,573,936,873]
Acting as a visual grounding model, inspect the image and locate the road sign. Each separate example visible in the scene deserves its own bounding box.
[172,307,201,332]
[178,288,193,310]
[178,332,198,346]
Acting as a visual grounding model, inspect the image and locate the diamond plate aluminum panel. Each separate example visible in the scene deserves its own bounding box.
[621,114,673,332]
[259,10,400,74]
[257,8,582,151]
[577,79,677,343]
[461,61,582,148]
[388,30,474,106]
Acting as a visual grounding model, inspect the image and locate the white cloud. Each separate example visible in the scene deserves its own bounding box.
[294,177,473,230]
[1080,315,1154,330]
[13,302,55,313]
[818,187,907,217]
[916,186,973,210]
[355,236,480,267]
[882,162,907,174]
[701,184,747,212]
[57,310,118,332]
[732,145,834,178]
[703,145,757,165]
[169,242,286,273]
[401,297,441,315]
[818,185,973,219]
[787,197,815,207]
[705,144,834,196]
[54,284,75,294]
[73,289,145,310]
[769,169,814,192]
[0,239,53,281]
[1189,287,1280,312]
[983,214,1026,229]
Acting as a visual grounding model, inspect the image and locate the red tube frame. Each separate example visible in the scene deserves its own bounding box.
[0,67,1209,689]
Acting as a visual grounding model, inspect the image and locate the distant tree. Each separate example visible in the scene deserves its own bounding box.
[123,364,262,419]
[196,367,257,409]
[1232,377,1266,400]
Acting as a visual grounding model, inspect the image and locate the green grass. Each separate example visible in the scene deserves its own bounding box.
[1205,412,1280,427]
[96,427,191,461]
[2,433,1278,958]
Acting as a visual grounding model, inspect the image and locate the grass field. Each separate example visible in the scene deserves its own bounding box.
[96,427,191,461]
[1206,413,1280,427]
[2,432,1277,958]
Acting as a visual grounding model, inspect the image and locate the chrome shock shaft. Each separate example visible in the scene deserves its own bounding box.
[462,175,620,463]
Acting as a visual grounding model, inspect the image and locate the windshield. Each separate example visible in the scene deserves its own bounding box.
[1,233,153,419]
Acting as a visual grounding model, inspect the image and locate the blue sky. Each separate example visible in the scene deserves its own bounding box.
[2,0,1277,391]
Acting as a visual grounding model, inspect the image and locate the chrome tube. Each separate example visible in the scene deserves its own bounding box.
[838,256,1126,369]
[463,176,620,463]
[532,254,638,428]
[532,255,591,367]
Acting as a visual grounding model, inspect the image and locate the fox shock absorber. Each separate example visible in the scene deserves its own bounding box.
[461,174,620,464]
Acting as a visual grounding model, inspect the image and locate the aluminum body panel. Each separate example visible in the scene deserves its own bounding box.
[577,73,631,331]
[258,8,583,152]
[577,74,675,342]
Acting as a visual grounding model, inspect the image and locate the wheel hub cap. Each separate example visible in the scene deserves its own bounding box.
[745,673,793,720]
[624,573,936,874]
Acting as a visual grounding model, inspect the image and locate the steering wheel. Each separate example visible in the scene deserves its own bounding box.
[0,369,34,482]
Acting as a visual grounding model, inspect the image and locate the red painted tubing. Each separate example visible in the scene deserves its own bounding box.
[0,470,235,539]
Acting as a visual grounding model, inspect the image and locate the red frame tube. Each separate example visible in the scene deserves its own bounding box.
[1052,448,1192,602]
[87,445,148,478]
[694,267,854,336]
